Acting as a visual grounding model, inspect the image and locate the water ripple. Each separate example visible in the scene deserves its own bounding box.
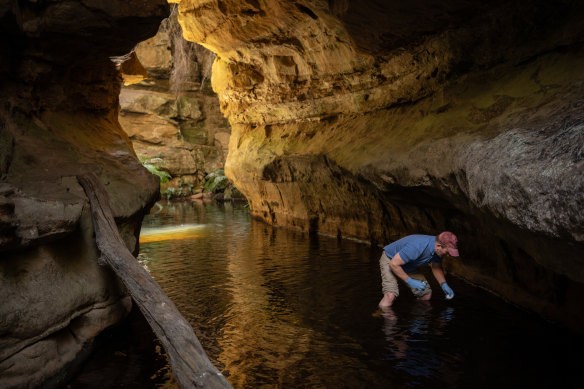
[138,201,583,389]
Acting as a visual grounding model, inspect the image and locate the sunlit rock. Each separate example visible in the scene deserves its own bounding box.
[119,52,149,85]
[177,0,584,331]
[118,8,231,198]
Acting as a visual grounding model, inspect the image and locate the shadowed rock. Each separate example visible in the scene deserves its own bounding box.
[0,1,168,387]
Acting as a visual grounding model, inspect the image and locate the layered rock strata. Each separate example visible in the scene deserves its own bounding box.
[0,0,168,387]
[119,8,232,199]
[177,0,584,331]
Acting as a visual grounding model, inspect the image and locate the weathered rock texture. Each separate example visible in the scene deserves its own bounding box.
[0,0,168,387]
[119,7,232,198]
[177,0,584,331]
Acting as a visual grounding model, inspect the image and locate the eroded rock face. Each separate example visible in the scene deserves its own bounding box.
[177,0,584,331]
[0,0,168,387]
[118,9,231,198]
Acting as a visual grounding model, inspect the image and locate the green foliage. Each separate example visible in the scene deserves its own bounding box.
[204,170,229,193]
[143,163,172,183]
[203,169,246,201]
[162,185,194,200]
[162,186,175,200]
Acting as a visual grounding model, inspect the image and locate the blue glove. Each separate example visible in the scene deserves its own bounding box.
[441,282,454,299]
[406,277,426,290]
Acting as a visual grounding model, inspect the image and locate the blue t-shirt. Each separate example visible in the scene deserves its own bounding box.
[383,235,441,273]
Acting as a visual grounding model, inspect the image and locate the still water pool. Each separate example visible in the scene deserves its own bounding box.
[73,200,582,389]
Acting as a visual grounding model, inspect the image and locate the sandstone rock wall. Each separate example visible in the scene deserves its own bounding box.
[119,7,232,199]
[1,3,583,388]
[176,0,584,331]
[0,1,168,387]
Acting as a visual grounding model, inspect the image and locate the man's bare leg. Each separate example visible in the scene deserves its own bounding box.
[379,291,396,307]
[419,293,432,301]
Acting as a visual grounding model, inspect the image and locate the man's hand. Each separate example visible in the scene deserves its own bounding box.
[441,282,454,299]
[406,277,426,290]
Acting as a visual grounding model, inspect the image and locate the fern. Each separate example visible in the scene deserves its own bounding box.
[143,163,172,183]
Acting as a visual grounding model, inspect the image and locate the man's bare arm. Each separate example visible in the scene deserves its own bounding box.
[389,253,410,282]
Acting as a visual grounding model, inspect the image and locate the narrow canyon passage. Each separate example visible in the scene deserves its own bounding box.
[1,0,584,387]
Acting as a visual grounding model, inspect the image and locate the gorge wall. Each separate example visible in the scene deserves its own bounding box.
[118,8,233,199]
[176,0,584,332]
[0,1,168,387]
[1,0,584,387]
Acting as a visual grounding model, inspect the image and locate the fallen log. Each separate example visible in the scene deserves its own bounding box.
[77,173,232,389]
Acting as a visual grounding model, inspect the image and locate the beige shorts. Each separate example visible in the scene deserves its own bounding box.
[379,252,432,298]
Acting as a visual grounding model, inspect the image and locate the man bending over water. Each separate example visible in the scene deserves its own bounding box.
[379,232,459,307]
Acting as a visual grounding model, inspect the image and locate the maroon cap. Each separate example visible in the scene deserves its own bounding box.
[438,231,459,257]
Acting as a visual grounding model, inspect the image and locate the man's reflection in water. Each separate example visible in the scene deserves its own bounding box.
[379,304,455,378]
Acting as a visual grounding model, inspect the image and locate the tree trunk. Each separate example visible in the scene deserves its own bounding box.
[77,173,232,389]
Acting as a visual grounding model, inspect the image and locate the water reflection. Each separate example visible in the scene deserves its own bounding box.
[139,224,206,243]
[135,200,582,389]
[379,304,456,382]
[139,201,384,387]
